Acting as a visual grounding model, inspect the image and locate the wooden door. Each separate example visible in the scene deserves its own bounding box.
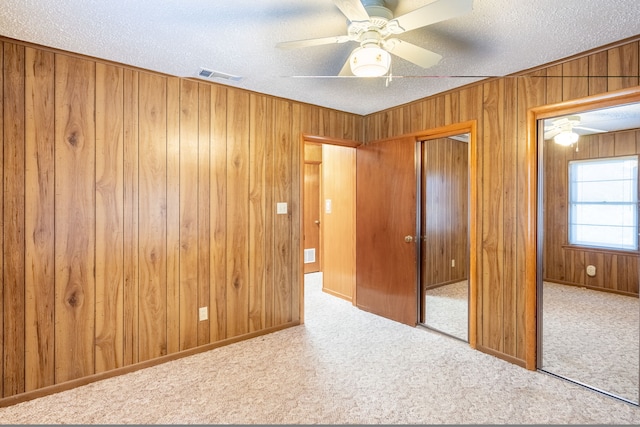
[303,163,321,273]
[356,137,418,326]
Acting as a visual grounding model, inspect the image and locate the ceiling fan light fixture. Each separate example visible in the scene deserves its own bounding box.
[349,45,390,77]
[554,130,579,146]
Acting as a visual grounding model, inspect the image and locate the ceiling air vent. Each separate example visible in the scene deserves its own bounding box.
[198,67,243,82]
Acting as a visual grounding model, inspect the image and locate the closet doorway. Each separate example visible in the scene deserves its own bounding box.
[530,89,640,405]
[418,129,472,342]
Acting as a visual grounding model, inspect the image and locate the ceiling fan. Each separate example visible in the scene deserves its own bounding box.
[275,0,474,78]
[543,115,608,142]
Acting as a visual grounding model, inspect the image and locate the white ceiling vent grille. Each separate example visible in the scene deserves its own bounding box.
[198,68,243,82]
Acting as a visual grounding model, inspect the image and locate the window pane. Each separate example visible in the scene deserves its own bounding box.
[571,224,636,249]
[572,181,632,202]
[571,204,636,227]
[568,156,638,250]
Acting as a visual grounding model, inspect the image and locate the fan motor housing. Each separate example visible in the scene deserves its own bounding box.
[362,0,393,20]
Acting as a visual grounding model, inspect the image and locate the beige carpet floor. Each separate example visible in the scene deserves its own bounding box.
[424,280,468,341]
[541,281,640,404]
[1,272,640,424]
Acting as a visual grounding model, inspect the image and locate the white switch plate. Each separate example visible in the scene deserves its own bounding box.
[276,202,288,214]
[199,306,208,321]
[325,199,332,214]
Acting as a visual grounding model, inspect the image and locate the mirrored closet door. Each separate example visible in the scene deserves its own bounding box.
[538,102,640,404]
[419,132,470,342]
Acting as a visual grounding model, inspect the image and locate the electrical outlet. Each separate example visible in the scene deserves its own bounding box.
[199,306,208,321]
[586,265,596,277]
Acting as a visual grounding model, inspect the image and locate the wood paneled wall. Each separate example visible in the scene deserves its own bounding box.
[364,36,640,365]
[0,38,362,403]
[544,130,640,296]
[421,137,469,289]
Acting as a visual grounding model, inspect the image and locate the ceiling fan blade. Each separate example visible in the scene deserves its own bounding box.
[385,39,442,69]
[544,128,561,140]
[389,0,473,33]
[573,125,608,134]
[276,35,352,50]
[333,0,370,23]
[338,56,354,76]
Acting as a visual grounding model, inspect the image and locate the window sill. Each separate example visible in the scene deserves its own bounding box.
[562,244,640,257]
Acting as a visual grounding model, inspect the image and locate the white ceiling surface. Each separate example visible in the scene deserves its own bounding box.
[1,0,640,116]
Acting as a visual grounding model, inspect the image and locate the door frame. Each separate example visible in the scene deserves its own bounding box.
[417,126,474,343]
[298,134,361,324]
[414,121,478,349]
[525,86,640,370]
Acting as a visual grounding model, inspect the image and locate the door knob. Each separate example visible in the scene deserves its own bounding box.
[404,235,414,243]
[314,220,320,225]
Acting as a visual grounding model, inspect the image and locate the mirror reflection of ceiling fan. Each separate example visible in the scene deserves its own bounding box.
[276,0,474,78]
[544,115,608,145]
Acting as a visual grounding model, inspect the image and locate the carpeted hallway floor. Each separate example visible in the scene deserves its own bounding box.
[1,272,639,424]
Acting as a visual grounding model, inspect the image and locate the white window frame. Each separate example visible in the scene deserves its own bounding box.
[568,155,638,251]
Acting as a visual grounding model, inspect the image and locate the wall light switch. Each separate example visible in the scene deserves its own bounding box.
[325,199,332,214]
[276,202,288,214]
[199,306,208,321]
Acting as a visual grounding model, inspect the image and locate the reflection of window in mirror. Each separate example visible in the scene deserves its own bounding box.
[568,156,638,251]
[543,101,640,254]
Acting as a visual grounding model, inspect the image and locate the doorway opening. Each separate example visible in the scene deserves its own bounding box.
[415,123,475,344]
[418,132,470,342]
[301,135,360,322]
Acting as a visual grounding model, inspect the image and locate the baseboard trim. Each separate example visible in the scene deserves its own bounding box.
[322,287,352,303]
[476,344,527,369]
[0,321,298,408]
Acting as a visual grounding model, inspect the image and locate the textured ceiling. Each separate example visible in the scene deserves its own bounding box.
[1,0,640,115]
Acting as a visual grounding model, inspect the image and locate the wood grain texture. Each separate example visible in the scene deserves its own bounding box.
[421,138,469,289]
[481,79,505,353]
[137,72,167,361]
[589,51,608,95]
[607,42,639,92]
[0,41,3,398]
[226,88,250,337]
[249,94,267,331]
[122,69,140,366]
[3,42,26,396]
[54,54,96,383]
[517,70,546,365]
[356,137,417,326]
[94,62,124,373]
[562,57,589,101]
[4,33,640,404]
[1,38,365,403]
[322,144,356,302]
[198,84,211,345]
[24,47,55,391]
[165,76,181,355]
[179,78,200,351]
[502,77,517,358]
[209,85,228,342]
[272,99,292,326]
[291,103,302,323]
